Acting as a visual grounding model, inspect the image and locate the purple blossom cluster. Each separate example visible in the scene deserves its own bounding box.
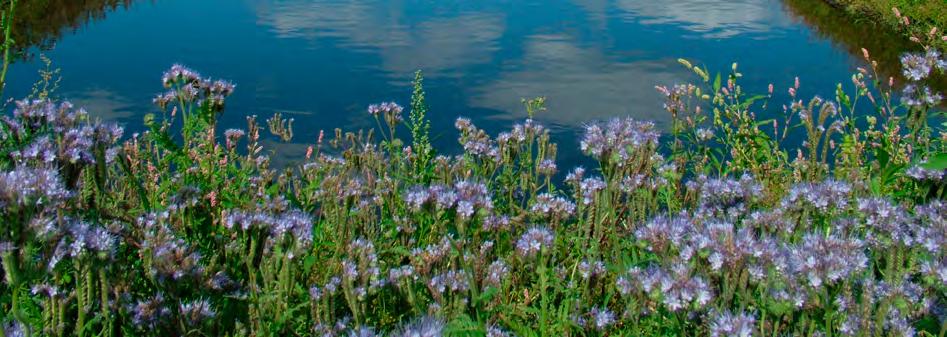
[621,263,713,312]
[707,310,756,337]
[48,218,117,269]
[154,64,235,110]
[780,180,851,212]
[405,180,493,219]
[139,212,205,281]
[580,117,659,165]
[789,233,867,289]
[0,166,70,210]
[455,117,500,161]
[223,208,313,245]
[483,260,509,288]
[530,193,576,219]
[514,226,554,259]
[686,174,761,217]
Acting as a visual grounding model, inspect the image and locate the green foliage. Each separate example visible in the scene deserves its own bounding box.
[0,14,945,337]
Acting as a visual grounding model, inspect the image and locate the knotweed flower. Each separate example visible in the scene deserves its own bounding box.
[515,226,555,259]
[224,128,245,148]
[707,310,756,337]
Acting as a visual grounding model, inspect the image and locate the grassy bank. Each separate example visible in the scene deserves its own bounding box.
[825,0,947,46]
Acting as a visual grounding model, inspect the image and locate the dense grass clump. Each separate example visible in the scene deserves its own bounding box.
[1,19,947,337]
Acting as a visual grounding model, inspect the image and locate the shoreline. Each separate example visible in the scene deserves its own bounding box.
[818,0,947,47]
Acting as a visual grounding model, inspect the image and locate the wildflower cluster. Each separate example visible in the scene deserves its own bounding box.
[0,28,946,337]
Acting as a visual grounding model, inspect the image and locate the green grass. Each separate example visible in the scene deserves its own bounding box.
[827,0,947,46]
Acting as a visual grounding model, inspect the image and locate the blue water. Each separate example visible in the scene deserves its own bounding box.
[4,0,879,166]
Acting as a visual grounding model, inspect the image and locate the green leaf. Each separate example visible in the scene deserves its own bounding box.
[477,286,498,304]
[920,152,947,170]
[713,73,722,93]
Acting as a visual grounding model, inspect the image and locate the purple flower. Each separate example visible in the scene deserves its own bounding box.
[580,117,659,165]
[587,307,615,331]
[179,299,216,325]
[224,128,245,148]
[162,64,202,87]
[708,310,756,337]
[781,180,851,212]
[789,233,867,288]
[515,227,555,259]
[577,259,606,280]
[482,214,511,232]
[901,53,932,81]
[0,167,71,210]
[624,263,713,311]
[428,270,469,296]
[391,316,445,337]
[906,165,946,181]
[537,159,557,176]
[635,213,691,255]
[901,84,943,108]
[129,293,171,329]
[484,260,509,287]
[2,319,25,337]
[578,177,606,205]
[367,102,404,123]
[530,193,576,219]
[485,324,511,337]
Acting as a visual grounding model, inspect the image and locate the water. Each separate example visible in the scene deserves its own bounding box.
[2,0,930,167]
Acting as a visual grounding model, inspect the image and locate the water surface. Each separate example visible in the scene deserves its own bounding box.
[3,0,924,166]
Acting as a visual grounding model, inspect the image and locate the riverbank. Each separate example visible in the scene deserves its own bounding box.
[823,0,947,45]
